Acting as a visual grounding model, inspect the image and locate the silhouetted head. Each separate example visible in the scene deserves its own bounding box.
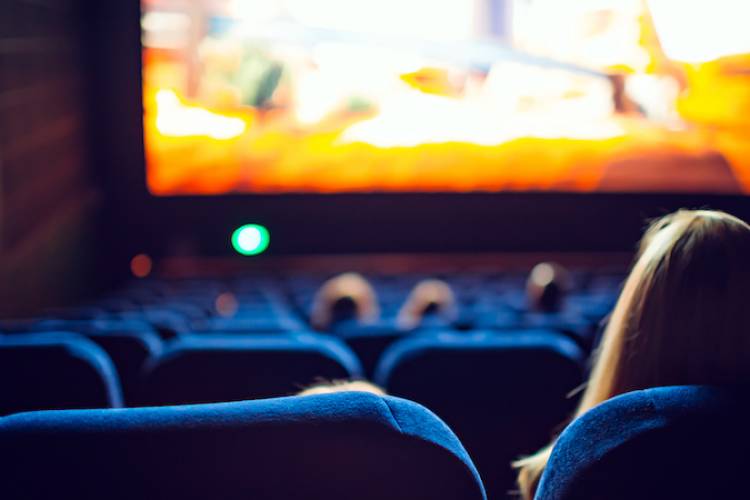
[526,262,571,313]
[397,279,458,330]
[310,273,380,331]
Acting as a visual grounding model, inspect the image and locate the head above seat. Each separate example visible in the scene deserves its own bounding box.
[536,385,750,500]
[0,391,486,500]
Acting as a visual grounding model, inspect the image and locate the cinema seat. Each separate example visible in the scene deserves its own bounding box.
[31,320,164,405]
[0,333,123,415]
[0,392,486,500]
[374,330,584,500]
[332,320,409,378]
[536,385,750,500]
[117,309,191,339]
[140,333,364,405]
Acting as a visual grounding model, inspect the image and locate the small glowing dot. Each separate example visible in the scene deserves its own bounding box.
[215,292,239,317]
[130,254,153,278]
[231,224,270,256]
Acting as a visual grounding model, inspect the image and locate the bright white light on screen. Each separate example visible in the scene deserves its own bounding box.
[141,12,191,49]
[282,0,476,41]
[155,90,246,140]
[648,0,750,63]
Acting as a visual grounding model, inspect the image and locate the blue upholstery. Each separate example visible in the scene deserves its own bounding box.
[141,333,364,405]
[374,330,584,499]
[536,385,750,500]
[192,310,305,333]
[0,332,123,415]
[332,320,409,377]
[40,306,107,320]
[0,392,486,500]
[32,321,163,405]
[31,320,162,403]
[117,308,191,338]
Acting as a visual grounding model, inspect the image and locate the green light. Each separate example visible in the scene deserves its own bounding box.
[231,224,270,256]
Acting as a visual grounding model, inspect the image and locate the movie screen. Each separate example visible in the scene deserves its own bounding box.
[141,0,750,195]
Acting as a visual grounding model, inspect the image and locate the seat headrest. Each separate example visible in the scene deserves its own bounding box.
[373,330,584,499]
[374,330,584,408]
[0,332,123,414]
[141,333,363,405]
[0,392,486,500]
[537,385,750,500]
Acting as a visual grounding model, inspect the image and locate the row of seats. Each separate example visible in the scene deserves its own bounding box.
[0,328,583,499]
[5,314,602,381]
[0,328,581,406]
[9,271,620,385]
[0,271,621,498]
[0,386,743,500]
[52,270,622,342]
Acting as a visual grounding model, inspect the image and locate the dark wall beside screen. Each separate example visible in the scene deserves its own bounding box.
[0,0,100,316]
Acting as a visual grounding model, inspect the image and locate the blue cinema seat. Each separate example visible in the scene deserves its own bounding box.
[535,385,750,500]
[31,320,163,405]
[332,320,410,378]
[0,333,123,415]
[114,308,191,338]
[140,333,364,405]
[0,392,486,500]
[374,330,584,500]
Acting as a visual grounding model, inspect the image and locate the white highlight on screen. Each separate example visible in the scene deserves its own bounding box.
[155,90,246,140]
[648,0,750,63]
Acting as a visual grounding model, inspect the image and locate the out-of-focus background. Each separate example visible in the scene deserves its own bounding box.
[141,0,750,195]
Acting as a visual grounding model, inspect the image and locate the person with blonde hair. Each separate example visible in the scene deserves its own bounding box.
[298,379,386,396]
[309,273,380,331]
[397,279,458,330]
[514,209,750,499]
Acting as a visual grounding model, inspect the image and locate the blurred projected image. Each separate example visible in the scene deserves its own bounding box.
[142,0,750,195]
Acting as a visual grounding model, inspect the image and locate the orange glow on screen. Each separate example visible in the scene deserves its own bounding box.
[141,0,750,195]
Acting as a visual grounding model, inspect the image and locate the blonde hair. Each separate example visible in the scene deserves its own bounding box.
[310,273,380,331]
[298,380,386,396]
[515,209,750,499]
[397,279,458,330]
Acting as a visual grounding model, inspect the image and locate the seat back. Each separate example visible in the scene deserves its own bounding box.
[140,333,363,405]
[33,320,163,405]
[0,333,123,415]
[0,392,486,500]
[374,330,584,499]
[536,385,750,500]
[332,320,407,378]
